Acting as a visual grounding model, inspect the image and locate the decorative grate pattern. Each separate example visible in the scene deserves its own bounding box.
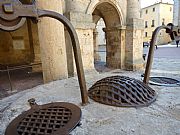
[17,106,72,135]
[5,102,81,135]
[149,77,180,86]
[88,76,157,107]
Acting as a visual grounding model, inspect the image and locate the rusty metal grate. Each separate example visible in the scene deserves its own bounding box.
[88,76,157,107]
[149,77,180,87]
[5,102,81,135]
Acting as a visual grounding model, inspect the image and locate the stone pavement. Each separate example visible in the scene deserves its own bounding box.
[0,70,180,135]
[96,44,180,75]
[143,45,180,76]
[0,45,180,135]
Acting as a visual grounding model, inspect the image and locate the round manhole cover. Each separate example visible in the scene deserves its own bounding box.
[88,76,157,107]
[5,102,81,135]
[149,77,180,87]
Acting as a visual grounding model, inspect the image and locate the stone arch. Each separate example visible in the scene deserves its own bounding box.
[92,1,126,69]
[86,0,125,26]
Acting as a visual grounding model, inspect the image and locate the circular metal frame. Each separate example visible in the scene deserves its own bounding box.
[149,76,180,87]
[5,102,81,135]
[0,18,26,31]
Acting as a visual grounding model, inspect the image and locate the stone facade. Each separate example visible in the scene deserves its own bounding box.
[0,0,144,82]
[64,0,144,72]
[141,2,173,45]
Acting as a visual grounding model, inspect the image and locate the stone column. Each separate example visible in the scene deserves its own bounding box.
[126,0,144,70]
[64,12,95,73]
[36,0,68,83]
[173,0,179,25]
[93,29,100,62]
[103,26,126,69]
[27,20,42,72]
[127,0,141,19]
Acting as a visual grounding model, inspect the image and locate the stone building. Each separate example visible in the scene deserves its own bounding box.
[0,0,144,83]
[141,2,173,45]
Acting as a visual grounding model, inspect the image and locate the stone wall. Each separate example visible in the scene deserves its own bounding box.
[0,0,144,83]
[0,22,34,66]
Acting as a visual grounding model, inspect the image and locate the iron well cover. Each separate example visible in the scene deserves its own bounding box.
[149,77,180,87]
[88,76,157,107]
[5,102,81,135]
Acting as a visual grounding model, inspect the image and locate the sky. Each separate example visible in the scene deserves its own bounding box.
[141,0,174,8]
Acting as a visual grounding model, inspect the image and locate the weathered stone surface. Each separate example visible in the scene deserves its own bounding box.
[36,0,68,82]
[0,22,33,65]
[0,70,180,135]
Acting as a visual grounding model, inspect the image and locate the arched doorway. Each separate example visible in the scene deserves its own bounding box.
[92,2,125,71]
[93,18,107,72]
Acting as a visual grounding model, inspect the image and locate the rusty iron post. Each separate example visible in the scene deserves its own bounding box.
[0,0,88,105]
[37,10,89,104]
[143,24,180,84]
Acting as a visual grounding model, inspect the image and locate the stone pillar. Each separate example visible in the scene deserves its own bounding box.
[173,0,180,25]
[127,0,141,19]
[126,0,144,70]
[64,12,95,73]
[93,29,100,62]
[103,26,126,69]
[173,0,179,25]
[65,29,75,77]
[36,0,68,83]
[27,20,42,72]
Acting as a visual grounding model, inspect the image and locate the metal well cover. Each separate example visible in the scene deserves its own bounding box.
[149,77,180,87]
[88,76,157,107]
[5,102,81,135]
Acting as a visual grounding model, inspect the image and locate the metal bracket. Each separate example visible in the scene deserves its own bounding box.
[28,98,37,107]
[0,0,89,105]
[3,3,14,13]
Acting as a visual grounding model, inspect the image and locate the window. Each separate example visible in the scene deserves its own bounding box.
[170,7,172,12]
[151,20,155,27]
[146,10,148,14]
[145,21,148,28]
[162,18,165,25]
[153,7,155,12]
[145,32,148,37]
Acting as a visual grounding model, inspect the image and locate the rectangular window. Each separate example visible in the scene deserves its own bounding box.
[145,32,148,37]
[153,7,155,12]
[151,20,155,27]
[162,18,165,25]
[170,7,172,11]
[145,21,148,28]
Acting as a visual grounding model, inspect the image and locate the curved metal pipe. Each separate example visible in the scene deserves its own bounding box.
[143,25,170,84]
[37,9,89,105]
